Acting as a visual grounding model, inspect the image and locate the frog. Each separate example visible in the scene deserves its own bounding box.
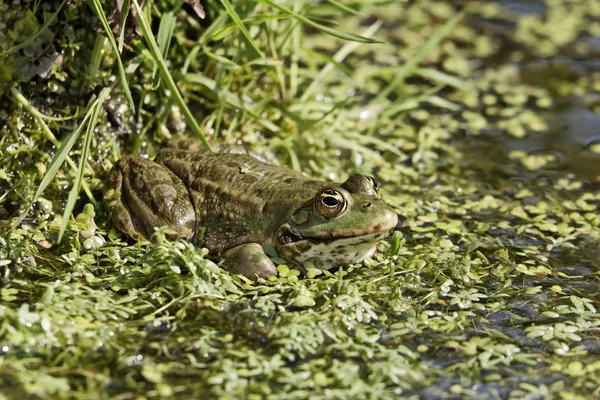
[104,144,398,280]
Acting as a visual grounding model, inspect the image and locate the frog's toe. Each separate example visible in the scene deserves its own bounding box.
[221,243,277,280]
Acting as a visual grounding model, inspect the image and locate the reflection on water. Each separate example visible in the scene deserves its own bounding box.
[465,97,600,182]
[499,0,546,15]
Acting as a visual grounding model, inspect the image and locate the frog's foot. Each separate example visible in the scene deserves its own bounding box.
[104,156,196,241]
[221,243,278,280]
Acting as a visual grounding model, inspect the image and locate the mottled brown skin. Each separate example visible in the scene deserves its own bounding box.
[104,147,398,280]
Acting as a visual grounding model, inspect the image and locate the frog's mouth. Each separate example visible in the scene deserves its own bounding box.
[275,225,388,266]
[277,225,305,245]
[276,225,385,246]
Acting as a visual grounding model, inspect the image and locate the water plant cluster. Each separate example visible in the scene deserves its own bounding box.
[1,0,599,398]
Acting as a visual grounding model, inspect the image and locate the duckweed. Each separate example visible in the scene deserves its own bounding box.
[1,0,600,399]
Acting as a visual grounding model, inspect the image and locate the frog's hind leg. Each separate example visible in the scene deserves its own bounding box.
[104,156,196,241]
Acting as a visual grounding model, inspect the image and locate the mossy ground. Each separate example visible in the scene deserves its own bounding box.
[1,0,600,398]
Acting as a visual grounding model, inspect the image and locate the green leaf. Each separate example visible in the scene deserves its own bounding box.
[219,0,265,58]
[390,231,402,256]
[374,11,465,102]
[58,88,110,243]
[132,0,212,151]
[118,0,131,52]
[12,113,90,230]
[260,0,384,44]
[152,11,177,89]
[86,0,135,110]
[181,72,280,133]
[325,0,363,16]
[301,19,383,101]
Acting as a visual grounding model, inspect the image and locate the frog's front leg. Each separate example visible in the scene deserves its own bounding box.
[104,156,196,241]
[221,243,278,280]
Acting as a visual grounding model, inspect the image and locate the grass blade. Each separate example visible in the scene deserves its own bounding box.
[345,131,407,158]
[89,35,107,76]
[415,67,471,90]
[374,11,465,102]
[11,111,91,231]
[325,0,363,16]
[380,83,445,119]
[301,19,382,102]
[302,48,353,77]
[202,46,240,67]
[219,0,264,58]
[118,0,131,52]
[210,14,288,41]
[284,146,301,172]
[260,0,384,44]
[86,0,135,110]
[58,88,110,242]
[427,95,460,111]
[10,88,96,230]
[181,72,280,133]
[152,11,177,89]
[132,0,212,151]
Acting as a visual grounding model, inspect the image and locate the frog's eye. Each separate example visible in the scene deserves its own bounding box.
[316,189,347,218]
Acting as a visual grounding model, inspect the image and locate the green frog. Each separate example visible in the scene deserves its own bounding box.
[104,144,398,280]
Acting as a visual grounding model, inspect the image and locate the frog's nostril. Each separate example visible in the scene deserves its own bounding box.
[362,202,372,209]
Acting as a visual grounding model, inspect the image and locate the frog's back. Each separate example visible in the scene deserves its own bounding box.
[155,149,326,253]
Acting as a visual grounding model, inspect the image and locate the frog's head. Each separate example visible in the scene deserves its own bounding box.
[274,174,398,268]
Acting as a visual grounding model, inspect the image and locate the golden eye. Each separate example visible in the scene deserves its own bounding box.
[315,189,347,218]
